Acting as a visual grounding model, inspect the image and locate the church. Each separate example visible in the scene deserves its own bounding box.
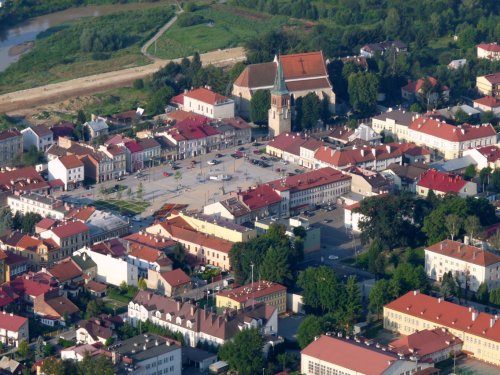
[232,51,336,119]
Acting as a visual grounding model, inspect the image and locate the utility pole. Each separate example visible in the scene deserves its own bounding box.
[250,263,254,286]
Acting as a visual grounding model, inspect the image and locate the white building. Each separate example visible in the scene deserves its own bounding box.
[344,202,363,233]
[178,87,235,119]
[48,155,84,191]
[21,124,54,152]
[301,335,432,375]
[463,145,500,170]
[74,247,138,287]
[473,96,500,118]
[477,43,500,61]
[425,239,500,292]
[84,115,109,139]
[8,193,68,220]
[371,109,416,141]
[0,312,29,348]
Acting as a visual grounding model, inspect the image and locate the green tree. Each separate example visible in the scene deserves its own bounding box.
[454,108,470,124]
[298,266,343,314]
[441,271,458,299]
[384,8,401,39]
[85,300,103,318]
[77,110,87,125]
[133,79,144,90]
[22,145,45,166]
[147,86,175,115]
[138,277,147,290]
[126,187,133,199]
[260,245,293,286]
[445,214,463,241]
[479,167,492,190]
[171,242,187,269]
[17,339,29,358]
[300,92,321,130]
[480,111,496,125]
[41,358,67,375]
[250,89,271,125]
[458,26,478,49]
[0,207,13,236]
[348,72,379,115]
[463,164,476,181]
[490,288,500,306]
[218,328,264,375]
[79,354,115,375]
[136,182,144,200]
[319,96,330,124]
[174,171,182,190]
[369,279,392,318]
[476,282,489,304]
[35,336,45,361]
[464,215,481,242]
[296,315,324,349]
[344,275,361,326]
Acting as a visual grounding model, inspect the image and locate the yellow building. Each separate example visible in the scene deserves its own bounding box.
[384,291,500,367]
[476,73,500,98]
[167,211,256,243]
[216,281,287,314]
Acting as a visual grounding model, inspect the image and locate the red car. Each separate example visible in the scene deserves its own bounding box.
[163,172,170,177]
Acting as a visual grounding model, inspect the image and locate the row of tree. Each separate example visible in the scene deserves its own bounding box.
[0,207,42,236]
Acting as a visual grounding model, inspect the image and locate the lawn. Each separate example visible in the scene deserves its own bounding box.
[93,199,149,216]
[80,86,150,117]
[150,4,288,59]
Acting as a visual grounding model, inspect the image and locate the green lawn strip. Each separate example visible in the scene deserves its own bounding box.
[93,199,149,215]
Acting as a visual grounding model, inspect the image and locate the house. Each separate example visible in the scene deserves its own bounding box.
[146,268,191,297]
[2,251,28,282]
[463,145,500,170]
[40,221,90,258]
[344,202,363,233]
[477,43,500,61]
[60,343,101,362]
[98,144,127,178]
[21,124,54,152]
[0,167,50,205]
[360,40,407,58]
[48,155,84,190]
[174,87,235,119]
[84,280,107,297]
[0,312,28,348]
[50,122,75,140]
[211,117,252,148]
[0,129,22,167]
[344,166,391,196]
[12,234,61,270]
[81,208,129,243]
[128,291,278,348]
[429,155,477,174]
[76,318,114,345]
[34,291,80,326]
[182,347,218,373]
[473,96,500,118]
[123,140,143,173]
[448,59,467,70]
[84,115,109,139]
[266,132,323,167]
[425,239,500,292]
[126,241,174,279]
[7,272,58,308]
[0,356,23,374]
[476,73,500,98]
[73,247,138,287]
[7,193,68,220]
[216,281,286,313]
[384,290,500,366]
[328,124,381,146]
[371,109,417,141]
[402,77,449,105]
[416,169,477,198]
[46,257,84,294]
[301,335,432,375]
[137,137,161,168]
[103,333,182,375]
[232,51,336,117]
[435,104,481,122]
[407,116,497,160]
[381,163,429,193]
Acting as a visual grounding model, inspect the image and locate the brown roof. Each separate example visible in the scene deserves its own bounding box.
[409,117,496,142]
[44,295,80,317]
[67,207,96,222]
[314,143,406,168]
[481,73,500,84]
[137,137,161,150]
[58,155,83,169]
[389,328,462,358]
[36,218,57,231]
[160,269,191,288]
[218,281,285,303]
[280,51,328,79]
[128,246,168,263]
[184,87,231,105]
[286,77,331,91]
[48,259,83,282]
[0,167,48,193]
[0,129,21,141]
[474,96,500,108]
[51,221,89,239]
[124,232,176,251]
[0,312,27,332]
[85,280,108,293]
[78,319,113,340]
[426,239,500,267]
[30,124,52,137]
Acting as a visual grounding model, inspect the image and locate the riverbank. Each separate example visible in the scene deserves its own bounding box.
[8,42,34,56]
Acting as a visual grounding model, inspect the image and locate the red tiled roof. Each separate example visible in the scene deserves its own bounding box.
[385,291,500,344]
[481,73,500,84]
[426,239,500,267]
[409,117,496,142]
[218,281,285,303]
[30,124,52,137]
[184,87,230,105]
[124,232,176,250]
[171,93,184,106]
[279,51,328,79]
[51,221,89,239]
[476,145,500,162]
[44,295,80,317]
[302,335,398,375]
[477,43,500,53]
[389,328,462,358]
[67,207,96,222]
[267,132,309,155]
[266,167,350,193]
[314,143,405,168]
[168,117,219,141]
[403,76,447,94]
[91,239,126,258]
[85,280,107,293]
[0,167,48,193]
[16,235,43,250]
[48,179,65,188]
[239,184,282,210]
[59,155,83,169]
[104,134,132,146]
[0,128,21,141]
[160,268,191,287]
[417,169,468,193]
[473,96,500,108]
[0,312,27,332]
[124,140,143,153]
[128,246,165,263]
[36,218,57,230]
[166,110,208,123]
[286,77,331,91]
[48,259,83,282]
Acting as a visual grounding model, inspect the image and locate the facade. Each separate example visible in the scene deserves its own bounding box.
[301,335,431,375]
[99,144,127,178]
[34,292,80,326]
[128,291,278,348]
[268,60,292,137]
[477,43,500,61]
[146,268,191,297]
[211,117,252,148]
[425,239,500,292]
[233,51,336,118]
[345,167,391,197]
[0,129,22,168]
[476,73,500,98]
[48,155,84,190]
[473,96,500,117]
[407,116,497,160]
[76,318,114,345]
[84,116,109,139]
[372,109,418,141]
[7,193,68,220]
[137,138,161,168]
[21,125,54,152]
[123,141,144,173]
[266,132,322,168]
[344,202,362,233]
[463,145,500,170]
[381,163,429,193]
[384,291,500,366]
[0,312,28,348]
[39,221,90,258]
[176,87,235,119]
[416,169,477,198]
[216,281,287,314]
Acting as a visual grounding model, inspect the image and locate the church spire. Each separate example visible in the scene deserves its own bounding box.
[271,58,288,95]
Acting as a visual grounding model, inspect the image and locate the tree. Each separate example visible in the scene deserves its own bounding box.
[35,336,45,361]
[86,300,103,318]
[300,92,321,130]
[17,339,29,358]
[171,243,187,269]
[116,189,122,200]
[136,182,144,200]
[490,288,500,306]
[250,90,271,125]
[77,110,87,125]
[297,266,343,314]
[369,279,392,318]
[463,164,476,181]
[260,245,293,286]
[22,145,45,166]
[464,215,481,242]
[133,79,144,90]
[476,282,489,304]
[489,229,500,250]
[458,26,478,49]
[174,171,182,190]
[126,187,133,199]
[384,8,401,39]
[138,278,147,290]
[348,72,379,115]
[0,207,13,236]
[41,358,67,375]
[296,315,324,349]
[454,108,470,124]
[344,276,361,326]
[445,214,462,241]
[147,86,175,115]
[441,271,458,299]
[218,328,264,375]
[319,96,330,124]
[479,167,492,190]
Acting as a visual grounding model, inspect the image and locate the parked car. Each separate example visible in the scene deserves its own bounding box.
[238,146,245,151]
[253,142,262,147]
[280,160,289,165]
[260,156,268,161]
[132,215,141,222]
[328,255,339,260]
[207,159,219,165]
[215,153,224,158]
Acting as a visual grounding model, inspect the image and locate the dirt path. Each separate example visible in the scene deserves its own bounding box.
[0,47,246,115]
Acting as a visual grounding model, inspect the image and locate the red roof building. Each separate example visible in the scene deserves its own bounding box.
[416,169,476,197]
[0,167,49,195]
[0,311,29,347]
[477,43,500,61]
[384,291,500,366]
[217,281,287,313]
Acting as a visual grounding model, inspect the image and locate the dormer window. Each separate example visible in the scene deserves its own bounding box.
[166,313,172,321]
[176,317,183,325]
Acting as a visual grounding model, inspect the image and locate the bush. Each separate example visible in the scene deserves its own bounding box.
[177,13,210,27]
[133,79,144,90]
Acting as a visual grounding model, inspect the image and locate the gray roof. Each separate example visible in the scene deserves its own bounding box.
[385,163,429,182]
[71,253,97,271]
[85,118,109,132]
[182,347,217,362]
[110,333,180,363]
[430,155,477,172]
[372,109,417,127]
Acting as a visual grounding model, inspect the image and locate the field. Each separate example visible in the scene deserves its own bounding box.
[0,5,174,94]
[93,199,150,216]
[150,4,288,59]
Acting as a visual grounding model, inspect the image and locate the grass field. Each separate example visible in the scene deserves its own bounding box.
[150,4,288,59]
[94,199,150,216]
[81,86,151,117]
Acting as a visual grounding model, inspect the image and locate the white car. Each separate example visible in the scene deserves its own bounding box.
[280,160,289,165]
[207,159,219,165]
[328,255,339,260]
[209,174,232,181]
[132,215,142,222]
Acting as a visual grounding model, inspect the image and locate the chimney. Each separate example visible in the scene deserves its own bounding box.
[472,310,478,321]
[177,301,181,311]
[490,318,496,328]
[111,351,121,365]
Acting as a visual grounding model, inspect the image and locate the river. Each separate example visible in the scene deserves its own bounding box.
[0,2,169,72]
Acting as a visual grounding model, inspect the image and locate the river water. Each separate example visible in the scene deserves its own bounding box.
[0,2,168,72]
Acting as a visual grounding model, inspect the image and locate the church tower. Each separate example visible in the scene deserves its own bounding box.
[268,59,291,137]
